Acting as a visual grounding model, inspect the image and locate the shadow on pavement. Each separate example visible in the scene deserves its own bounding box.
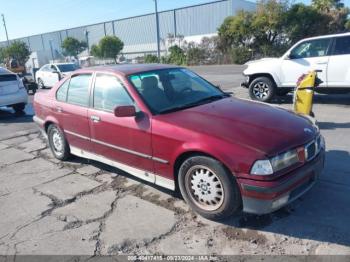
[0,105,34,124]
[272,93,350,106]
[318,121,350,130]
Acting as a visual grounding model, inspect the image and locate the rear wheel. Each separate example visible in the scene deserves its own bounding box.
[12,103,25,113]
[249,76,276,102]
[47,124,70,160]
[178,156,241,220]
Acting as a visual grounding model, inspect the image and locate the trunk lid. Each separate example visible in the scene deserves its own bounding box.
[0,74,20,95]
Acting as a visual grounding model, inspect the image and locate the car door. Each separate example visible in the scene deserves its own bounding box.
[88,73,154,181]
[37,65,49,83]
[47,65,60,87]
[327,35,350,88]
[59,73,93,152]
[279,38,332,87]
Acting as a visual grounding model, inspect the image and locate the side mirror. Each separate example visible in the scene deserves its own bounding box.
[114,105,136,117]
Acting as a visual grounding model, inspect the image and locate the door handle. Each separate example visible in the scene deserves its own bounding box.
[90,115,101,123]
[316,61,327,65]
[56,106,62,113]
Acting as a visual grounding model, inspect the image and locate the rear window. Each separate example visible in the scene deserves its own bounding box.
[0,74,17,82]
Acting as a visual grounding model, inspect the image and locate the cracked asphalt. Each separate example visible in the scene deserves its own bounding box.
[0,65,350,257]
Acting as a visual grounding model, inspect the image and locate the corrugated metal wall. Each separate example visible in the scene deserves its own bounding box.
[0,0,256,57]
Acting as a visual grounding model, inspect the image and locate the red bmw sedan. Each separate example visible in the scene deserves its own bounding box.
[33,64,325,220]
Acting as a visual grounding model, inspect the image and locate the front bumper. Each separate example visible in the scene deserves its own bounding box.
[239,149,325,215]
[241,75,249,88]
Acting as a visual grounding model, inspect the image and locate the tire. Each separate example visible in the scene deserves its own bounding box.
[178,156,241,220]
[37,78,45,89]
[12,103,25,113]
[249,76,276,103]
[47,124,71,161]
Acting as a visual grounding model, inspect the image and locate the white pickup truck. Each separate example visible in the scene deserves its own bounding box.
[242,32,350,102]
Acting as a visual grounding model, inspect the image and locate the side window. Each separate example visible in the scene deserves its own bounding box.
[56,79,70,102]
[41,65,49,72]
[290,38,331,59]
[51,65,57,72]
[93,74,133,112]
[67,74,92,107]
[333,36,350,55]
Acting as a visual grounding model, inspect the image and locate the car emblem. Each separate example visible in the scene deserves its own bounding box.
[304,128,313,133]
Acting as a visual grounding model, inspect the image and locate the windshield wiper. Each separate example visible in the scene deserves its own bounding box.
[159,94,229,114]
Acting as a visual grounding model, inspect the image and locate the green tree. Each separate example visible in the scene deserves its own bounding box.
[61,37,87,58]
[90,44,101,58]
[0,47,6,64]
[284,3,329,43]
[252,0,288,48]
[95,36,124,62]
[167,45,186,65]
[144,54,159,63]
[218,11,254,52]
[186,46,206,65]
[312,0,344,12]
[346,19,350,30]
[5,41,31,65]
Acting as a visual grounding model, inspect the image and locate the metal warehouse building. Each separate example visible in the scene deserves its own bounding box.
[0,0,255,59]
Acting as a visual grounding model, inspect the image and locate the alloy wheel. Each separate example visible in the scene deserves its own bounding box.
[185,165,225,211]
[253,81,270,99]
[51,129,63,156]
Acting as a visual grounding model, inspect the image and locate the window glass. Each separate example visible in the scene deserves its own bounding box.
[56,64,79,72]
[128,68,225,114]
[290,38,331,59]
[94,74,133,112]
[56,79,70,102]
[67,74,91,107]
[41,65,49,72]
[333,36,350,55]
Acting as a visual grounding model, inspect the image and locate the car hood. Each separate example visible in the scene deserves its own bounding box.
[245,57,280,66]
[157,97,316,156]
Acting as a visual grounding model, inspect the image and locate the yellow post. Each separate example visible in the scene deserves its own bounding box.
[294,71,317,116]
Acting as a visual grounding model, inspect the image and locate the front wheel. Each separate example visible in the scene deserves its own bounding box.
[178,156,241,220]
[249,76,276,103]
[47,124,71,160]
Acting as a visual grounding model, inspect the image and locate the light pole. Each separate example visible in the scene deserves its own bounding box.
[84,30,90,56]
[1,14,9,47]
[49,40,54,62]
[153,0,161,59]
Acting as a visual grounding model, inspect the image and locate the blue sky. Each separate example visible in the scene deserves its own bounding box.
[0,0,349,41]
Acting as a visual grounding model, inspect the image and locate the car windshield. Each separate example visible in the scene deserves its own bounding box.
[128,68,228,114]
[56,64,79,72]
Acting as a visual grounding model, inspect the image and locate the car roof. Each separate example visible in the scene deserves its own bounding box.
[301,32,350,42]
[76,63,180,76]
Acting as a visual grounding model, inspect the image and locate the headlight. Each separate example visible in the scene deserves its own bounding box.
[270,149,299,173]
[251,149,299,176]
[250,160,273,175]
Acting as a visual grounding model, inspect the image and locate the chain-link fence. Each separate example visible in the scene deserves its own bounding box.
[0,0,255,59]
